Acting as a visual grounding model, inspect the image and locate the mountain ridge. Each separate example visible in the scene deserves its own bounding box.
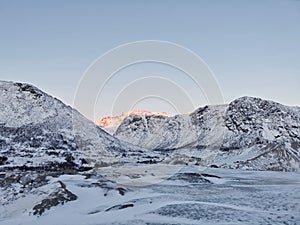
[0,80,299,172]
[113,96,300,171]
[0,80,145,171]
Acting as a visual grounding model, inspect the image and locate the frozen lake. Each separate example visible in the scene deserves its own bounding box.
[1,167,300,225]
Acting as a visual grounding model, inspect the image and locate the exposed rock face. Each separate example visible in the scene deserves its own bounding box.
[0,81,141,170]
[223,97,300,148]
[32,180,77,216]
[114,97,300,171]
[219,97,300,171]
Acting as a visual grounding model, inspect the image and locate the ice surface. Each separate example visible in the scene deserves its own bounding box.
[1,168,299,225]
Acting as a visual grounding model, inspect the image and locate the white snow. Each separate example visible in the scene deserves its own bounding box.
[1,168,300,225]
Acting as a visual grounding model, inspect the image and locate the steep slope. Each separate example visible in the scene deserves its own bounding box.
[114,97,300,171]
[0,81,142,170]
[114,105,226,150]
[218,97,300,171]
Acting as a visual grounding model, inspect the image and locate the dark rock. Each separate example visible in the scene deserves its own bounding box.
[32,181,77,216]
[105,203,134,212]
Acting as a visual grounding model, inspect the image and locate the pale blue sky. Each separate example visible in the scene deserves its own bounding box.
[0,0,299,119]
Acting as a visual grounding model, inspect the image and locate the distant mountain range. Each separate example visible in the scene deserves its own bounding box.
[1,80,299,172]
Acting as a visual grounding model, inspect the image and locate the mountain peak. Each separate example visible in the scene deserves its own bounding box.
[95,110,169,128]
[0,80,143,171]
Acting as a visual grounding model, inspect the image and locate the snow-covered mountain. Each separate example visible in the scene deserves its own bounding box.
[114,97,300,171]
[0,81,143,171]
[1,80,299,172]
[1,80,300,224]
[95,110,169,134]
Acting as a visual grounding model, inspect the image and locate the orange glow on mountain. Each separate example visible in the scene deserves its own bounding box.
[95,110,169,127]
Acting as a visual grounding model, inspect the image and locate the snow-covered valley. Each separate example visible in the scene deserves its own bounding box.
[0,80,300,224]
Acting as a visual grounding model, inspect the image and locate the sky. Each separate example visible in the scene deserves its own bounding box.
[0,0,299,120]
